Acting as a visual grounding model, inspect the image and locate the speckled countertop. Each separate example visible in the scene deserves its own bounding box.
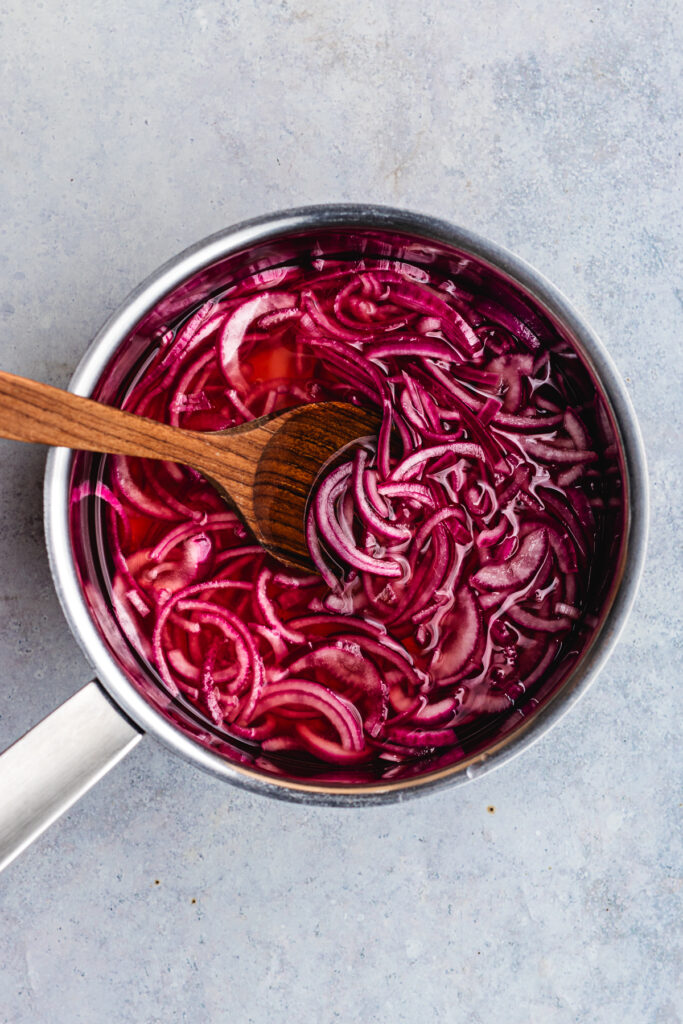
[0,2,680,1022]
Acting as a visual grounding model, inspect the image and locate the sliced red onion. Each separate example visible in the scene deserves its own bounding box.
[81,255,621,782]
[71,481,128,522]
[430,586,482,681]
[111,456,180,521]
[313,463,402,578]
[390,442,485,482]
[522,439,599,464]
[286,643,388,737]
[295,723,374,764]
[255,568,306,644]
[150,512,237,562]
[352,449,410,543]
[471,529,548,592]
[248,680,364,750]
[219,292,298,387]
[506,605,572,633]
[385,726,457,748]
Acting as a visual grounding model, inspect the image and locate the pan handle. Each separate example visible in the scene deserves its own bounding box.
[0,680,142,873]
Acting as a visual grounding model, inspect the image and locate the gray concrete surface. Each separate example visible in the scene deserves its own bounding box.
[0,1,680,1021]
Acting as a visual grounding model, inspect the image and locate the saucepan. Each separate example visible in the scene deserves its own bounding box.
[0,205,649,872]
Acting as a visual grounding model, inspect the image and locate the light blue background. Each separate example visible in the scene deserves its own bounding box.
[0,2,680,1021]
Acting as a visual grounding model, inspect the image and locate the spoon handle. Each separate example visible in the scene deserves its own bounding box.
[0,368,221,467]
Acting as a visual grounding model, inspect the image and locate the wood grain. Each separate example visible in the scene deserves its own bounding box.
[0,369,380,570]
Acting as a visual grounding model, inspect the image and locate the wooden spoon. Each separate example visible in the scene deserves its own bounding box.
[0,369,380,570]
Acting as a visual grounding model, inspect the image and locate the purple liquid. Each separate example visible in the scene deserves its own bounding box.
[70,254,625,783]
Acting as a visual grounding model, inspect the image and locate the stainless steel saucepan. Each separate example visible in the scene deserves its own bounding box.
[0,205,649,872]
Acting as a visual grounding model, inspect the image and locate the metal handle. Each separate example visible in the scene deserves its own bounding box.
[0,681,142,873]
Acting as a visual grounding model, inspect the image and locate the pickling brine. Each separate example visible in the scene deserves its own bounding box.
[70,255,624,781]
